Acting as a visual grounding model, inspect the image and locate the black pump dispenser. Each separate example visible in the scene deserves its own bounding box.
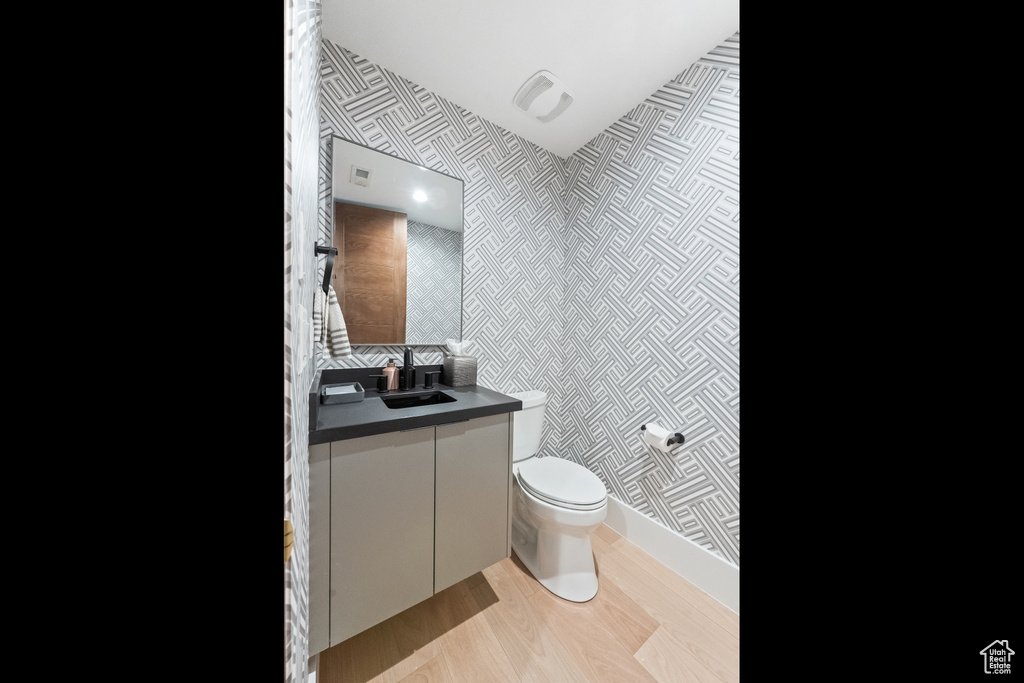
[401,347,416,390]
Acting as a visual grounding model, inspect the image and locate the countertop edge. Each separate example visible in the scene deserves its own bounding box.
[309,371,524,445]
[309,398,522,444]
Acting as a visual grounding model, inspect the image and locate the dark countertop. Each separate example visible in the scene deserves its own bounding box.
[309,366,522,444]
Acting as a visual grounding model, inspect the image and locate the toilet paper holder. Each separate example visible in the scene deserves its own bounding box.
[640,423,685,450]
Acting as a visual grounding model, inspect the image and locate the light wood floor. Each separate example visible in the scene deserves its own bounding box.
[316,524,739,682]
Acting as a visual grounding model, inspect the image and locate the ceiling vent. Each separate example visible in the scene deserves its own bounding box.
[513,70,574,123]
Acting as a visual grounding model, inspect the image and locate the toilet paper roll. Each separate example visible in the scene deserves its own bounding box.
[641,423,672,450]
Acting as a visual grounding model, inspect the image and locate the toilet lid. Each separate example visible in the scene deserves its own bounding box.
[516,457,607,510]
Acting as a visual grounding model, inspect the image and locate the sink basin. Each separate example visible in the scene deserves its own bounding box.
[381,391,457,410]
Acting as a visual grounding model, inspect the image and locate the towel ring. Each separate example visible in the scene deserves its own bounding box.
[315,245,338,294]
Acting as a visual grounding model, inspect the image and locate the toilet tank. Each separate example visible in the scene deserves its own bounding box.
[509,391,548,462]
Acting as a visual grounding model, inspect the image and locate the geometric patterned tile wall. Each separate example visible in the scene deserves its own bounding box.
[317,32,739,566]
[317,39,571,451]
[284,0,322,680]
[405,220,462,344]
[562,33,739,564]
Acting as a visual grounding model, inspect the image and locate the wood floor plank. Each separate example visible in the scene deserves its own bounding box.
[318,624,385,683]
[497,554,538,599]
[593,522,623,546]
[588,556,662,653]
[652,618,739,683]
[612,537,740,639]
[635,625,733,683]
[471,562,587,683]
[597,545,739,681]
[526,579,659,682]
[589,525,619,561]
[431,580,517,683]
[395,653,455,683]
[375,597,444,683]
[506,546,659,656]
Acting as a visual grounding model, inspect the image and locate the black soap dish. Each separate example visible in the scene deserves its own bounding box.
[320,382,365,404]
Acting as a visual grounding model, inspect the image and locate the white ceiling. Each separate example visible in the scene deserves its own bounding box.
[321,0,740,159]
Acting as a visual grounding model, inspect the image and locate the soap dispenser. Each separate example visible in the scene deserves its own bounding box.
[383,359,398,390]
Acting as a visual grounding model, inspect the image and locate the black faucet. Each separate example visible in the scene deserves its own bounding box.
[402,347,416,390]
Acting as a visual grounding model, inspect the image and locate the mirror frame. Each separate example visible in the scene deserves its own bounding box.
[330,135,465,346]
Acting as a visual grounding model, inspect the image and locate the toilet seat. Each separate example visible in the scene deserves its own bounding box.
[516,457,607,511]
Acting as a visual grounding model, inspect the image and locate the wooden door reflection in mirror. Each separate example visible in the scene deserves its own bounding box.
[333,201,407,344]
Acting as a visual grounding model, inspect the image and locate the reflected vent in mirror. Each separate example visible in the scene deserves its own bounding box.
[513,70,574,123]
[350,165,372,187]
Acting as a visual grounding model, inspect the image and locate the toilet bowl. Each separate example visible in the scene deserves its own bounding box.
[508,390,608,602]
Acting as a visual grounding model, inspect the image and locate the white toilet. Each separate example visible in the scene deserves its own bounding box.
[508,390,608,602]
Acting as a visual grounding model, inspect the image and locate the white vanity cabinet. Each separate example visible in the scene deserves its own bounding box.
[434,414,512,592]
[308,412,512,653]
[329,426,436,645]
[307,440,331,655]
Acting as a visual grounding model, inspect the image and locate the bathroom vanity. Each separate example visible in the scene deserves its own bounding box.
[307,367,522,653]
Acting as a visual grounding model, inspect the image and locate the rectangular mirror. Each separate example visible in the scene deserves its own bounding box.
[330,136,464,345]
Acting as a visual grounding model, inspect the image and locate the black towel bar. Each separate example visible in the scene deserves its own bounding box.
[315,245,338,294]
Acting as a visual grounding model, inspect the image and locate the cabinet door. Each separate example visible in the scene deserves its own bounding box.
[308,442,331,655]
[434,413,511,593]
[330,427,435,645]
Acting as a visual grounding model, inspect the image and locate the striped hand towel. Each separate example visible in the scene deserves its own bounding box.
[313,285,352,358]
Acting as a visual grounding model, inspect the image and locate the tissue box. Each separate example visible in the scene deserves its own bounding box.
[443,355,477,387]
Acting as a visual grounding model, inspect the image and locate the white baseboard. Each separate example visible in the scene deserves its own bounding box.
[602,494,739,614]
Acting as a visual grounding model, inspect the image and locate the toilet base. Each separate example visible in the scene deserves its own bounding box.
[510,480,606,603]
[512,525,599,602]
